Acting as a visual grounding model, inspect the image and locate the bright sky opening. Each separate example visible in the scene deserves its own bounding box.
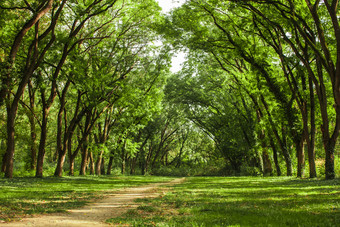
[156,0,186,73]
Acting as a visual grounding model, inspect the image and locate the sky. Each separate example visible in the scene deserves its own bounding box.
[156,0,186,73]
[156,0,186,13]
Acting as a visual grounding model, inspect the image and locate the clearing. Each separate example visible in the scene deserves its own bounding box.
[1,178,185,227]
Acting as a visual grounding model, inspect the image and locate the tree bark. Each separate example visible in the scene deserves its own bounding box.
[0,0,54,106]
[307,76,317,178]
[270,137,281,176]
[100,157,105,175]
[296,139,305,178]
[262,149,273,176]
[79,137,89,176]
[95,151,104,175]
[4,105,16,178]
[89,152,95,175]
[27,81,37,170]
[36,98,49,178]
[107,156,114,175]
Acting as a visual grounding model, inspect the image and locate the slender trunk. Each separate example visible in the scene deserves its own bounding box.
[107,156,114,175]
[145,144,153,173]
[54,152,66,177]
[262,149,273,176]
[121,161,125,174]
[130,155,138,175]
[100,157,105,175]
[95,151,104,175]
[1,149,7,173]
[5,60,33,178]
[256,149,264,173]
[121,142,126,174]
[140,148,146,175]
[296,139,305,178]
[261,96,292,176]
[325,141,336,179]
[270,137,281,176]
[36,105,48,178]
[307,77,317,178]
[5,105,16,178]
[89,152,95,175]
[6,21,44,178]
[69,155,76,176]
[27,81,37,170]
[68,133,78,176]
[79,137,89,176]
[176,136,187,168]
[281,127,293,176]
[28,112,37,170]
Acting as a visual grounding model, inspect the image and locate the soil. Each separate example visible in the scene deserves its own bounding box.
[1,178,185,227]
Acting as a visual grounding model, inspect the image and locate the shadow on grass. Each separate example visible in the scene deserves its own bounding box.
[118,177,340,227]
[0,175,174,221]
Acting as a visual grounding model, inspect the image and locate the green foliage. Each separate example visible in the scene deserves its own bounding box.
[165,54,257,172]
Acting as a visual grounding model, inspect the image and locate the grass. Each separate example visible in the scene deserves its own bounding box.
[107,176,340,226]
[0,175,174,222]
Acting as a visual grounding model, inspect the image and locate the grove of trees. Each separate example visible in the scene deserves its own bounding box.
[0,0,339,179]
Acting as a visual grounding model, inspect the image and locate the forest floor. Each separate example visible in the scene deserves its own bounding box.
[0,177,185,227]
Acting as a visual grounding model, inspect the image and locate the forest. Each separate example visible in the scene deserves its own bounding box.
[0,0,340,180]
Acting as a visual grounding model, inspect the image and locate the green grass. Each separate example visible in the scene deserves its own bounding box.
[107,177,340,226]
[0,175,174,222]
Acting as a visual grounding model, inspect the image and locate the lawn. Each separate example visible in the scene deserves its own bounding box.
[0,175,174,222]
[107,177,340,226]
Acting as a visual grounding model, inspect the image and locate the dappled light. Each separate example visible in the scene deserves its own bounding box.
[1,0,340,225]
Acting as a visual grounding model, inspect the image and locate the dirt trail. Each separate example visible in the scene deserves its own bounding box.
[1,178,185,227]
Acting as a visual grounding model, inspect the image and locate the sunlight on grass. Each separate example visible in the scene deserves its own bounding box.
[0,176,174,221]
[107,176,340,226]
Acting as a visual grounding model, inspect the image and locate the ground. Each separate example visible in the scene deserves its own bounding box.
[0,178,185,227]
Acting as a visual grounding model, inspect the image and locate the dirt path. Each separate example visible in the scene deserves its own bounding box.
[1,178,185,227]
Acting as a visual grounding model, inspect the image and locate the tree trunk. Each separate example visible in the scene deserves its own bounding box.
[28,113,37,170]
[95,151,104,175]
[121,161,125,174]
[0,0,54,106]
[36,105,48,178]
[281,126,293,176]
[140,149,146,175]
[325,141,336,179]
[270,137,281,176]
[69,156,75,176]
[1,149,7,173]
[307,76,317,178]
[296,139,305,178]
[262,149,273,176]
[100,157,105,175]
[130,155,138,175]
[107,156,114,175]
[4,105,16,178]
[54,151,67,177]
[89,152,95,175]
[121,142,126,174]
[260,96,292,176]
[79,140,89,176]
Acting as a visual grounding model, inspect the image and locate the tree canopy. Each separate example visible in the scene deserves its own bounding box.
[0,0,339,179]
